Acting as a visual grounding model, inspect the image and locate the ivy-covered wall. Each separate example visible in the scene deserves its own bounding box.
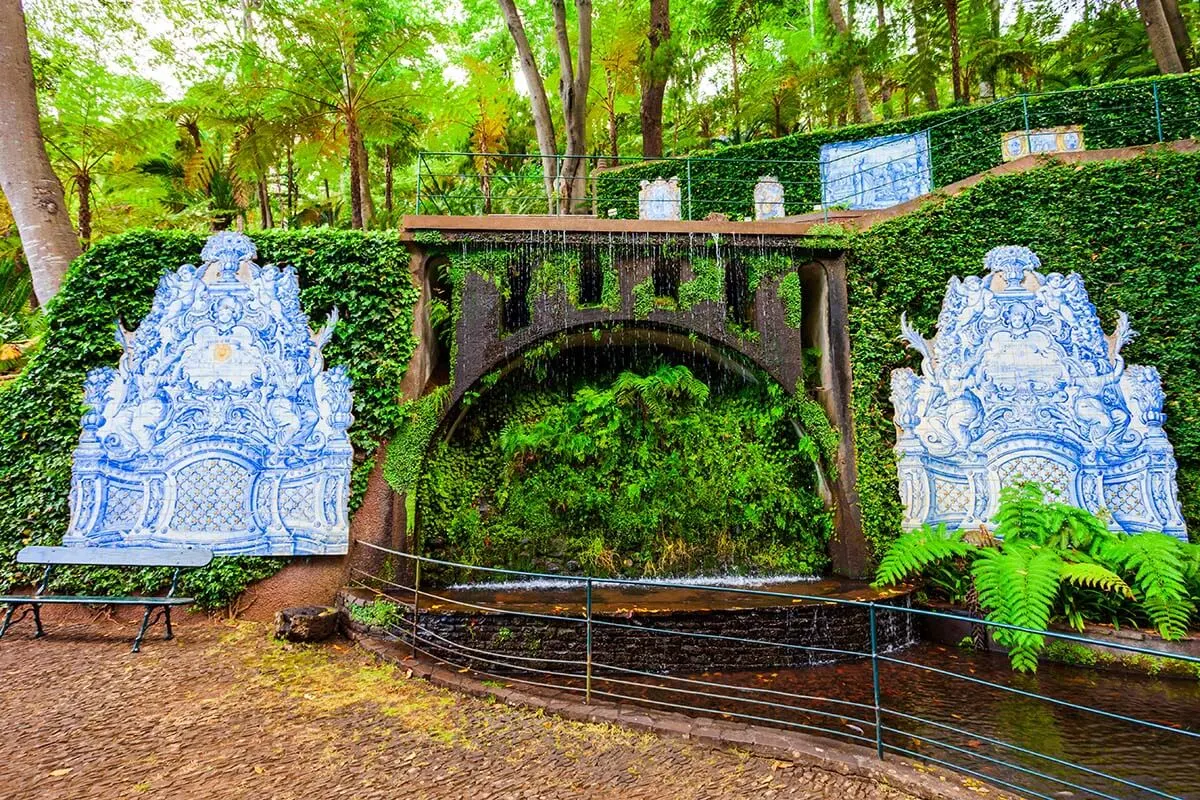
[0,229,419,607]
[595,74,1200,220]
[849,150,1200,555]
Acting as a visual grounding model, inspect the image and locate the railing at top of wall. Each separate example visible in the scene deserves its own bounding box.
[349,540,1200,800]
[412,77,1200,222]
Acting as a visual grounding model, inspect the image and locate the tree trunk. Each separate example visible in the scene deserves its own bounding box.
[257,174,273,229]
[729,38,742,143]
[944,0,964,102]
[286,143,296,221]
[497,0,559,211]
[356,135,374,225]
[606,79,619,166]
[1137,0,1186,73]
[826,0,874,122]
[552,0,592,214]
[76,171,91,248]
[346,116,364,229]
[639,0,670,158]
[1163,0,1193,71]
[913,0,939,110]
[384,145,394,215]
[0,0,81,305]
[1158,0,1192,71]
[876,0,893,118]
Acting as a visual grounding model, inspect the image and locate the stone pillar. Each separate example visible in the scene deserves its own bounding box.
[819,254,870,578]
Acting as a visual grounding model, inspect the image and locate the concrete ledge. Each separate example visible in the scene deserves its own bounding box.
[342,624,1019,800]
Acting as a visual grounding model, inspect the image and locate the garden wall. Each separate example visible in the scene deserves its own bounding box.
[594,74,1200,220]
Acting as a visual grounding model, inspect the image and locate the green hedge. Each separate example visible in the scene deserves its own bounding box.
[849,150,1200,555]
[595,74,1200,220]
[0,229,419,607]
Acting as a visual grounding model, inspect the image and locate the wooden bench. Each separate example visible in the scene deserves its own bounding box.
[0,546,213,652]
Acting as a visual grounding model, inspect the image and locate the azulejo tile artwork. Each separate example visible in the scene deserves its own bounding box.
[64,232,354,555]
[818,132,932,210]
[891,246,1187,538]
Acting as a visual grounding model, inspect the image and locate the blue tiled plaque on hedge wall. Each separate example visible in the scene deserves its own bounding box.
[891,246,1187,538]
[819,131,932,210]
[63,232,353,555]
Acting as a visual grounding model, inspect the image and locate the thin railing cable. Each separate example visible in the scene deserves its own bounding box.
[584,666,877,729]
[876,654,1200,739]
[880,706,1180,799]
[589,615,873,661]
[585,686,879,747]
[887,724,1159,800]
[399,635,591,698]
[592,661,877,713]
[884,744,1063,800]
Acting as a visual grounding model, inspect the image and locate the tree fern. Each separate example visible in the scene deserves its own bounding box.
[992,482,1057,542]
[973,544,1063,673]
[1102,532,1193,640]
[874,484,1198,670]
[873,525,972,587]
[1058,562,1134,600]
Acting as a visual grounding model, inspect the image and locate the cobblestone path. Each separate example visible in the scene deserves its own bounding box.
[0,617,920,799]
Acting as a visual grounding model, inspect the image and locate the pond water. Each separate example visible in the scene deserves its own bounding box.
[409,577,1200,799]
[583,642,1200,800]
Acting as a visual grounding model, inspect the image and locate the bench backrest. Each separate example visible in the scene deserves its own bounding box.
[16,545,214,569]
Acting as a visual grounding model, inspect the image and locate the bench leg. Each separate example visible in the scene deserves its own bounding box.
[31,604,44,638]
[0,603,15,639]
[163,606,174,641]
[132,606,153,653]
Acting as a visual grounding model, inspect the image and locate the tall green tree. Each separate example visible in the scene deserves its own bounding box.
[258,0,427,228]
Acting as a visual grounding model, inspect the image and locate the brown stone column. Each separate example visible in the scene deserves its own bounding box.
[819,254,870,578]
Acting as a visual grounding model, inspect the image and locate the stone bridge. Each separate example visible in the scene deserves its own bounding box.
[399,216,868,576]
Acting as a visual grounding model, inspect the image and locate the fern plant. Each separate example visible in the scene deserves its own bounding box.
[874,483,1194,672]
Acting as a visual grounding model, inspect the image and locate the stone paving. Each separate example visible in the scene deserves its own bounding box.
[0,615,927,799]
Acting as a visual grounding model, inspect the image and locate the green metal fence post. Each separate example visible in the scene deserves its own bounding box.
[585,578,593,705]
[414,153,423,215]
[412,556,422,657]
[685,158,693,221]
[870,602,884,760]
[1021,94,1031,156]
[1153,80,1164,142]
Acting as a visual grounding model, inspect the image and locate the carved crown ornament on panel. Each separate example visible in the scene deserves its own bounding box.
[64,232,354,555]
[890,245,1186,538]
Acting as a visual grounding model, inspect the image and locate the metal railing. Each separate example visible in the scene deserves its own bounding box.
[412,76,1200,222]
[349,541,1200,800]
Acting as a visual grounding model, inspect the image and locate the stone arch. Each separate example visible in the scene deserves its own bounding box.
[439,319,786,441]
[391,229,868,577]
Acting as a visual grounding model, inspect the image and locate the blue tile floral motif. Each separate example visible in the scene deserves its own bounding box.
[64,232,353,555]
[891,246,1187,538]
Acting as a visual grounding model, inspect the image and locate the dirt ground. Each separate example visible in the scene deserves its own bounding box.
[0,614,919,799]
